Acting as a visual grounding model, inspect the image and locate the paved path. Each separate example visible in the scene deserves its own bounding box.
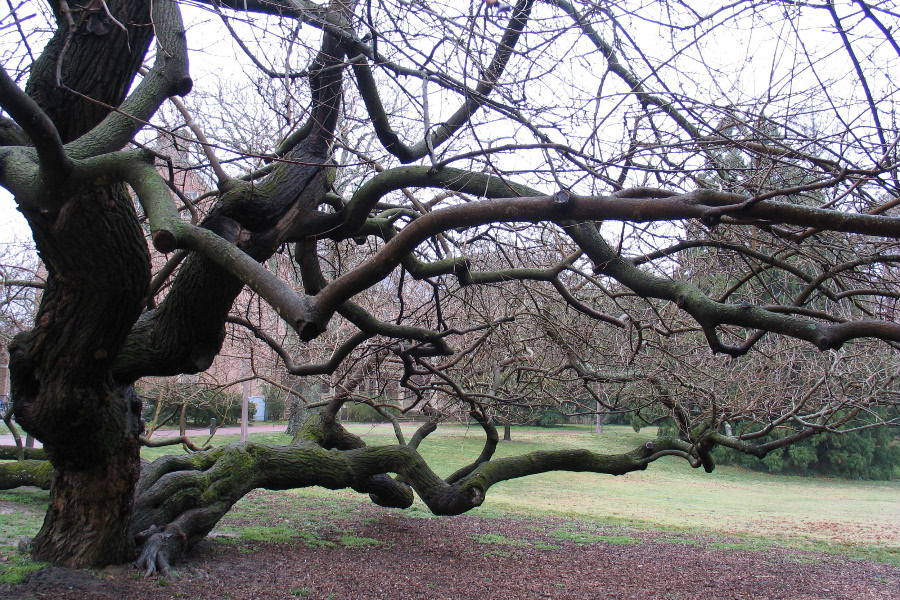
[0,423,288,448]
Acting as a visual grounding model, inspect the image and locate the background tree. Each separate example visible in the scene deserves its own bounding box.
[0,0,898,576]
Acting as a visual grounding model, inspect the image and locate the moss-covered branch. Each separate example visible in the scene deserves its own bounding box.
[0,460,52,490]
[0,65,72,187]
[0,446,46,461]
[129,432,696,575]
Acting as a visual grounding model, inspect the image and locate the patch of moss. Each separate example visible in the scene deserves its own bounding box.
[596,535,642,546]
[297,530,335,549]
[709,541,770,552]
[548,530,640,545]
[532,541,561,550]
[339,536,381,548]
[472,533,528,546]
[211,536,241,545]
[0,554,47,584]
[482,549,515,558]
[233,524,297,544]
[403,506,436,519]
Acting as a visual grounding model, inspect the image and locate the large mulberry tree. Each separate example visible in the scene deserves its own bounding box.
[0,0,898,572]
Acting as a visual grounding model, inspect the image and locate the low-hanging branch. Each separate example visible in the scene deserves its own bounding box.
[130,431,698,576]
[0,460,52,490]
[304,190,900,348]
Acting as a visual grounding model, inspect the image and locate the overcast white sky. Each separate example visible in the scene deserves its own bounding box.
[0,2,892,247]
[0,189,29,246]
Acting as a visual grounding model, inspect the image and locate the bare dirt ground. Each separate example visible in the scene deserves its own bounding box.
[3,490,898,600]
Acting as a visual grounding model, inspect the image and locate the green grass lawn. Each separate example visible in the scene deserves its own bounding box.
[0,488,49,583]
[3,422,896,580]
[345,424,899,554]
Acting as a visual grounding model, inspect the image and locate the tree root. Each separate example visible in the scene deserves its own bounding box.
[134,523,186,578]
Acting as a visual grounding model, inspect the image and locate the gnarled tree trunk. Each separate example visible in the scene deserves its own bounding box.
[8,0,154,567]
[9,181,151,566]
[6,0,341,568]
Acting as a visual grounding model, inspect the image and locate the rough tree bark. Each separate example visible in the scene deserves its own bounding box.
[8,0,155,566]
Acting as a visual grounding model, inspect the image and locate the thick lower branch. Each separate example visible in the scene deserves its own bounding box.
[0,460,52,489]
[130,434,695,575]
[0,446,47,461]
